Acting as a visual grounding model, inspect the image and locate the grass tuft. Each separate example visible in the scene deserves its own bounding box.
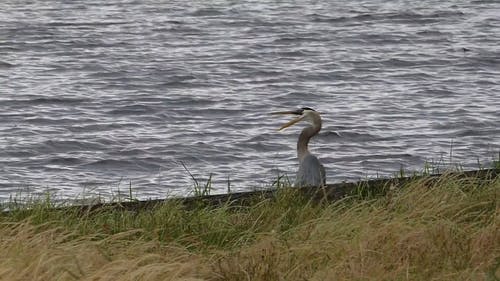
[0,173,498,280]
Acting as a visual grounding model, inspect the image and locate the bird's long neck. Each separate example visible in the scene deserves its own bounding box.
[297,116,321,161]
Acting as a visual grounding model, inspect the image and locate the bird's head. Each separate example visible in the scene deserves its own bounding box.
[271,107,321,131]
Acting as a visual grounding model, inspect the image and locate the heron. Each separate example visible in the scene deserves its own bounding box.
[272,107,326,187]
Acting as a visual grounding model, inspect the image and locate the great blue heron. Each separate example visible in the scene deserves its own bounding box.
[272,107,326,187]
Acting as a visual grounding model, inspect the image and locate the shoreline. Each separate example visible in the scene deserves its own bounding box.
[9,168,495,214]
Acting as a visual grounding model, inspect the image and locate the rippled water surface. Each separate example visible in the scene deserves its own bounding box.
[1,0,499,200]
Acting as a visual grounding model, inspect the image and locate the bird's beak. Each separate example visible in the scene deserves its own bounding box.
[270,110,305,131]
[270,109,302,115]
[278,115,305,131]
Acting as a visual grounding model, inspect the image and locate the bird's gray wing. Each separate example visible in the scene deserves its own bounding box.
[295,154,325,187]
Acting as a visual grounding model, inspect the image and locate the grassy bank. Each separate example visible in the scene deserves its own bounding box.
[0,173,498,281]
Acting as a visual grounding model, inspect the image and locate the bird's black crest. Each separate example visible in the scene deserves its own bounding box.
[289,107,316,115]
[301,107,316,111]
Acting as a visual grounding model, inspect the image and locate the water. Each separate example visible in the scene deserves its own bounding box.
[1,0,499,201]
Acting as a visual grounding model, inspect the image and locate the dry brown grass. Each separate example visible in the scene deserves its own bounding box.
[0,174,498,281]
[0,223,208,281]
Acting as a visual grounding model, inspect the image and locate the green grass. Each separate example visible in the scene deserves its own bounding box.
[0,170,498,281]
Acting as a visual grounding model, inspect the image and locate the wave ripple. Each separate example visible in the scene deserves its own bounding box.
[1,0,499,200]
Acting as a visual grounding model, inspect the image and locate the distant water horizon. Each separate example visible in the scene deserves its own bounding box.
[1,0,499,201]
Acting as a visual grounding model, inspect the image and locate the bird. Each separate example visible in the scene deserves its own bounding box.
[272,107,326,187]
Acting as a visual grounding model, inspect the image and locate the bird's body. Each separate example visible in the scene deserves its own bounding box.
[272,107,326,187]
[296,153,326,187]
